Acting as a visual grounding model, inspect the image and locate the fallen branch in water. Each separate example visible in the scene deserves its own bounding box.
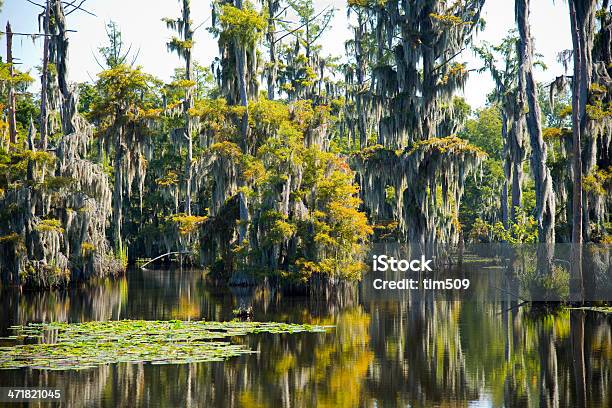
[140,251,191,269]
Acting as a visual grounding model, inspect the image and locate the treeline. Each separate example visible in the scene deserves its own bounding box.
[0,0,610,288]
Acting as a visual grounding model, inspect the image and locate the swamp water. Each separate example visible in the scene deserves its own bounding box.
[0,267,610,407]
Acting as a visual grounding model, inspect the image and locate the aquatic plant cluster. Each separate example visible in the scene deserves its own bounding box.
[0,320,331,370]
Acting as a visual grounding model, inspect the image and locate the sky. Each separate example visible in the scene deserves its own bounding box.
[1,0,573,109]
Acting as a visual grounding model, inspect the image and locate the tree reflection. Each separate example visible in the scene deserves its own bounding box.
[1,269,610,407]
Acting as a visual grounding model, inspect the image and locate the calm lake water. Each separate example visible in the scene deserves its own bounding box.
[0,268,610,407]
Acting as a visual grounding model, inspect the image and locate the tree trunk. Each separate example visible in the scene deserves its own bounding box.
[509,113,525,221]
[236,46,249,149]
[6,21,17,147]
[570,310,586,406]
[40,0,51,152]
[568,0,595,302]
[516,0,555,273]
[113,124,125,248]
[234,0,249,152]
[183,0,194,216]
[501,110,510,228]
[355,12,367,148]
[50,0,73,135]
[25,119,37,259]
[266,0,277,100]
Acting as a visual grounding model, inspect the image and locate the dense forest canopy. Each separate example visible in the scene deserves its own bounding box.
[0,0,610,289]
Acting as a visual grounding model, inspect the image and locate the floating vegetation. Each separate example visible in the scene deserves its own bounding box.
[0,320,331,370]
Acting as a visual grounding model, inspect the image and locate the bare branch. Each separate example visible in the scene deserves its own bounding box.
[130,47,141,67]
[64,0,96,17]
[274,5,290,19]
[91,49,106,70]
[430,47,466,75]
[274,6,330,44]
[24,0,45,9]
[308,12,333,45]
[0,30,76,36]
[192,16,211,34]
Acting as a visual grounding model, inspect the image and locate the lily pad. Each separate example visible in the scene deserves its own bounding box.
[0,320,331,370]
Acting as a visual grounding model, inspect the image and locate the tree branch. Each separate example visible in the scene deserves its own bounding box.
[64,0,96,17]
[274,6,330,44]
[430,47,466,75]
[0,30,77,36]
[25,0,45,9]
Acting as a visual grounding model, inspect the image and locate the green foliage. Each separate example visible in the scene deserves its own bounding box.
[0,62,36,139]
[97,21,136,68]
[469,207,538,244]
[458,107,506,236]
[539,81,572,129]
[0,62,34,86]
[284,0,335,50]
[15,96,39,132]
[77,82,101,114]
[116,240,129,270]
[460,158,504,234]
[41,177,76,195]
[460,107,503,160]
[0,147,56,191]
[218,2,266,46]
[385,185,395,204]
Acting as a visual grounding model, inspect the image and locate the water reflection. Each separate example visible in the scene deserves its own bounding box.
[0,269,610,407]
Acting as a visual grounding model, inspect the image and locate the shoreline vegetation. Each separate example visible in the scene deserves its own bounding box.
[0,0,610,296]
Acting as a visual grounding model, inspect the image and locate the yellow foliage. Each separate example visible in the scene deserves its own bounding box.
[81,242,96,257]
[170,214,208,235]
[430,13,472,26]
[583,166,612,197]
[542,127,563,140]
[210,141,243,158]
[35,219,64,234]
[249,98,290,130]
[410,135,487,158]
[269,220,297,243]
[156,171,179,187]
[170,79,196,89]
[0,232,22,244]
[242,156,266,184]
[586,102,612,120]
[219,2,266,46]
[558,105,572,118]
